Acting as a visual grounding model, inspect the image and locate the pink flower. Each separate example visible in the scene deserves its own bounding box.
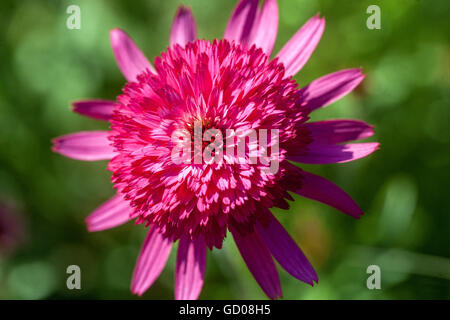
[52,0,379,299]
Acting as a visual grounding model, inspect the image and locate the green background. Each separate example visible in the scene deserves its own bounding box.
[0,0,449,299]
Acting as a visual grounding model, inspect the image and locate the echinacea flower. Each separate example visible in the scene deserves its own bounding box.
[53,0,378,299]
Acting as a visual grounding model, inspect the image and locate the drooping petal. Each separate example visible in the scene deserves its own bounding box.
[231,227,282,299]
[52,131,115,161]
[85,195,133,232]
[248,0,279,55]
[110,28,156,82]
[276,14,325,78]
[287,142,379,164]
[298,69,365,111]
[72,100,115,121]
[290,167,364,218]
[170,6,197,47]
[175,235,206,300]
[256,213,317,285]
[224,0,259,46]
[305,119,374,144]
[131,226,173,296]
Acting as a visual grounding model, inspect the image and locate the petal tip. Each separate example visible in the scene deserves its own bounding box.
[368,142,381,153]
[110,27,124,35]
[355,210,365,219]
[84,217,98,232]
[109,28,127,49]
[85,223,96,233]
[313,14,326,25]
[130,285,144,297]
[51,138,61,152]
[170,4,197,47]
[309,277,319,286]
[109,28,126,44]
[109,27,154,80]
[70,101,84,114]
[176,4,192,14]
[346,142,380,163]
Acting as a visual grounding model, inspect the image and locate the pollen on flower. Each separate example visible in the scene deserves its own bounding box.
[108,39,311,249]
[184,117,222,154]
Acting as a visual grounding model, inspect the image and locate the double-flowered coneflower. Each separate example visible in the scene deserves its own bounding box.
[53,0,378,299]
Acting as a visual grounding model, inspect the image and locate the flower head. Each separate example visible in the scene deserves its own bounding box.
[109,39,309,249]
[53,0,378,299]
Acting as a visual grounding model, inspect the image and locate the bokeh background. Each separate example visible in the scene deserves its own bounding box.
[0,0,449,299]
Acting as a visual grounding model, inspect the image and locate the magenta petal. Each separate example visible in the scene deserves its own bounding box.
[305,120,374,144]
[298,68,365,111]
[248,0,279,55]
[110,28,156,82]
[256,213,318,285]
[276,14,325,78]
[175,235,206,300]
[287,142,379,164]
[291,168,364,218]
[131,226,173,296]
[85,195,133,232]
[224,0,259,45]
[231,228,282,299]
[52,131,115,161]
[72,100,115,121]
[170,6,197,47]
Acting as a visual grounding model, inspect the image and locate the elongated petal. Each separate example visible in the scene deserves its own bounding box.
[256,213,317,285]
[175,235,206,300]
[305,120,374,144]
[52,131,115,161]
[291,168,364,218]
[248,0,279,55]
[276,15,325,78]
[131,226,173,296]
[110,28,155,82]
[170,6,197,47]
[231,228,282,299]
[298,69,365,111]
[224,0,259,45]
[288,142,379,164]
[85,195,133,232]
[72,100,115,121]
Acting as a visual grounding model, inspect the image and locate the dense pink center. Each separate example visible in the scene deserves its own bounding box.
[108,39,311,248]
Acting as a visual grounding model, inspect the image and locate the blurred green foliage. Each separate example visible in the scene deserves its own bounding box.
[0,0,449,299]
